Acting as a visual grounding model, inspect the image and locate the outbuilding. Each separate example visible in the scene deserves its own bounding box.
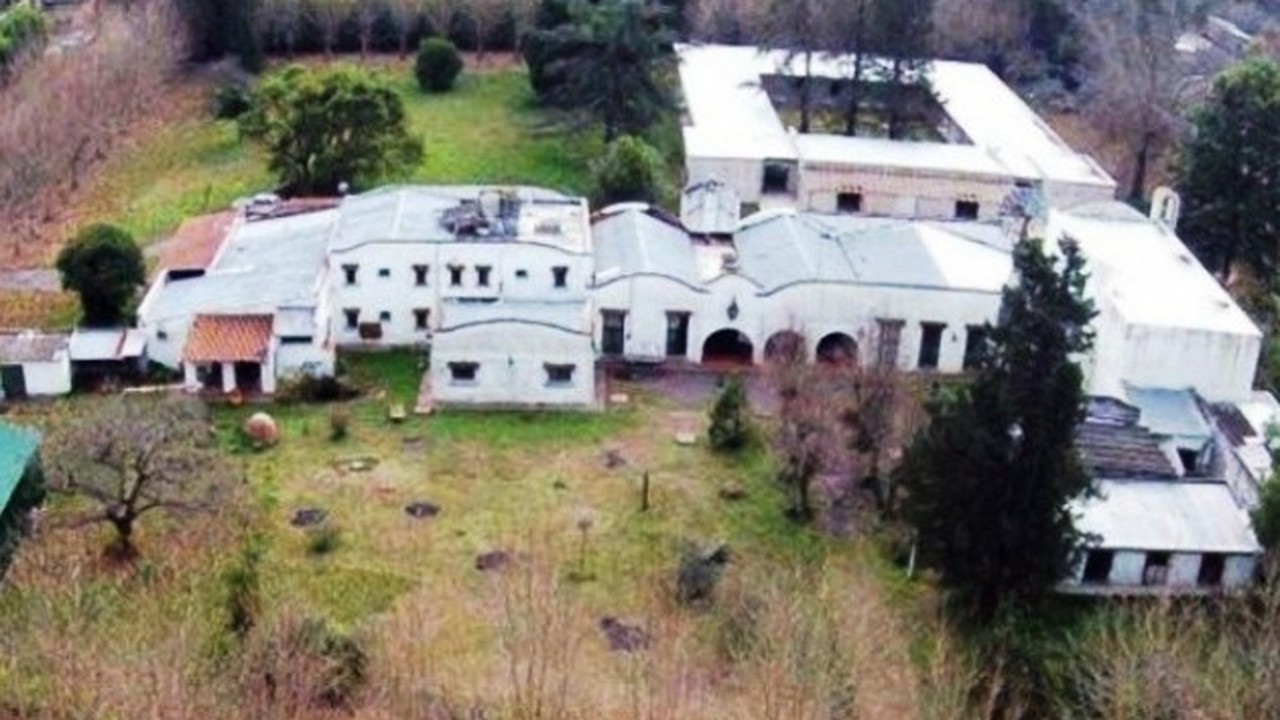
[0,331,71,399]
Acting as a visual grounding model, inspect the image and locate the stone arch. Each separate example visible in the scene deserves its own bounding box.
[702,329,755,365]
[816,332,858,365]
[764,330,808,363]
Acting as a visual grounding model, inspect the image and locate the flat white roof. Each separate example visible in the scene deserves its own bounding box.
[676,43,1116,189]
[1073,479,1260,554]
[1048,204,1260,337]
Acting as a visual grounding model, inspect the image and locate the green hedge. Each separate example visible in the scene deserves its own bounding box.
[0,3,47,68]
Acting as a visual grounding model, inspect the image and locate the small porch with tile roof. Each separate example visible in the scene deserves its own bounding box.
[181,314,277,396]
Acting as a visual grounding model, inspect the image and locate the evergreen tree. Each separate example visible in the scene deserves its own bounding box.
[591,135,669,207]
[56,224,145,328]
[898,237,1096,622]
[870,0,934,140]
[708,375,750,452]
[1253,470,1280,554]
[762,0,827,134]
[1178,58,1280,284]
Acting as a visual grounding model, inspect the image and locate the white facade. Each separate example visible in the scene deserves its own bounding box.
[0,332,72,398]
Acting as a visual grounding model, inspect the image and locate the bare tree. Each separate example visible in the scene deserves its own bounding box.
[464,0,507,66]
[354,0,383,58]
[837,360,914,513]
[309,0,357,56]
[1077,0,1209,202]
[768,338,844,522]
[762,0,831,134]
[262,0,306,56]
[420,0,453,39]
[385,0,423,56]
[43,396,238,560]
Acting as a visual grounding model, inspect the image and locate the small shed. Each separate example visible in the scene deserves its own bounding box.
[0,421,40,517]
[181,314,277,395]
[0,331,71,399]
[68,327,148,389]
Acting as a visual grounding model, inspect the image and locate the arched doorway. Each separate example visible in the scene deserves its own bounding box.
[764,330,807,364]
[816,332,858,364]
[702,329,755,365]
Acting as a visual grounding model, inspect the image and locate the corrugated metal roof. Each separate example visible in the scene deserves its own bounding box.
[1124,385,1213,449]
[1073,479,1261,554]
[69,328,147,361]
[273,307,317,339]
[592,208,702,288]
[0,422,39,514]
[0,332,68,363]
[1077,421,1181,479]
[681,178,740,235]
[183,314,273,363]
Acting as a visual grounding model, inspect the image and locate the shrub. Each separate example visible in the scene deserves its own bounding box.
[329,408,350,441]
[212,83,252,119]
[1253,471,1280,553]
[590,135,669,208]
[279,374,359,403]
[707,375,750,452]
[221,534,265,640]
[55,224,145,327]
[415,37,463,92]
[306,523,342,556]
[244,615,368,710]
[0,4,47,68]
[675,541,731,606]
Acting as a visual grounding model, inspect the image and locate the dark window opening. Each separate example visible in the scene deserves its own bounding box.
[448,362,478,382]
[378,268,390,278]
[343,308,360,330]
[954,200,980,220]
[666,312,690,357]
[762,163,791,194]
[1198,554,1226,587]
[414,308,430,330]
[552,265,568,288]
[1143,552,1171,586]
[342,264,358,285]
[602,310,626,356]
[476,265,492,287]
[379,311,391,323]
[448,265,464,287]
[545,363,575,385]
[280,336,312,345]
[413,264,429,286]
[877,319,904,368]
[1082,550,1113,584]
[963,326,988,370]
[836,192,863,213]
[1177,448,1200,475]
[918,322,946,370]
[358,322,382,341]
[515,269,529,279]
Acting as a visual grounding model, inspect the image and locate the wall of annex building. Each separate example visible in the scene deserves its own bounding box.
[592,272,1003,371]
[329,242,593,347]
[2,356,71,397]
[1087,318,1262,403]
[430,322,596,407]
[686,156,768,205]
[797,164,1013,222]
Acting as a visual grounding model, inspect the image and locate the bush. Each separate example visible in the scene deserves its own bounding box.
[306,523,342,556]
[244,615,368,711]
[279,374,359,404]
[675,541,731,606]
[415,37,463,92]
[55,223,145,327]
[590,135,669,208]
[212,83,252,120]
[0,4,47,68]
[221,534,265,640]
[329,408,350,441]
[707,375,750,452]
[1254,471,1280,553]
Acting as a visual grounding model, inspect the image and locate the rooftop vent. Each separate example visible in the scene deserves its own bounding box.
[244,193,282,220]
[721,252,739,272]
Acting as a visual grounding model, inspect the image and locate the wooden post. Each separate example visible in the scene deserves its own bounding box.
[641,471,650,512]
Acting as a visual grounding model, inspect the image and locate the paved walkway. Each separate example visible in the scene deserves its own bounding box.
[413,371,433,415]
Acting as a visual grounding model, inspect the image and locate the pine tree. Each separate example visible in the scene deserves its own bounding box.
[708,375,750,452]
[870,0,933,139]
[898,237,1096,622]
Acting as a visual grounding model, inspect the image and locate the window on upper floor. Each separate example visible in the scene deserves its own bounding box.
[342,264,358,285]
[836,191,863,214]
[378,268,391,278]
[413,308,429,330]
[412,264,429,286]
[448,265,463,287]
[379,310,391,323]
[954,200,980,220]
[515,269,529,280]
[918,322,945,370]
[343,308,360,329]
[552,266,568,288]
[476,265,492,287]
[449,361,478,383]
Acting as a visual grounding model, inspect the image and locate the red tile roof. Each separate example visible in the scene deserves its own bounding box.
[183,314,273,363]
[157,211,236,273]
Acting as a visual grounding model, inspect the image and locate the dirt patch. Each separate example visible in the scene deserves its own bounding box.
[599,617,651,652]
[474,550,510,571]
[333,456,380,473]
[0,270,60,293]
[404,501,440,520]
[291,507,327,527]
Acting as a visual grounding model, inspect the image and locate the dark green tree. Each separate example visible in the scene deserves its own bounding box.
[762,0,827,134]
[520,0,581,100]
[1178,59,1280,284]
[239,65,424,195]
[527,0,674,141]
[591,135,669,207]
[1253,469,1280,554]
[708,374,751,452]
[870,0,934,140]
[0,432,45,581]
[898,237,1096,623]
[55,224,145,328]
[415,37,464,92]
[176,0,263,72]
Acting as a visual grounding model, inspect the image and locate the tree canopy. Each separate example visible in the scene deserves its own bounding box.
[898,237,1096,622]
[1178,58,1280,284]
[591,135,669,207]
[239,65,424,196]
[55,223,145,328]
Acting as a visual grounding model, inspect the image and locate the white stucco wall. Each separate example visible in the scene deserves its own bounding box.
[686,157,766,205]
[431,322,596,407]
[3,355,72,397]
[1224,555,1256,588]
[1108,551,1148,586]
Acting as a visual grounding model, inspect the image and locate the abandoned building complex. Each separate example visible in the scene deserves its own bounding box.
[2,43,1268,595]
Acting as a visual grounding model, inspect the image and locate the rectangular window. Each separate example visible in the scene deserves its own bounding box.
[448,361,478,383]
[1082,550,1113,584]
[342,264,358,285]
[1143,552,1171,586]
[918,322,945,370]
[413,308,430,330]
[379,310,391,323]
[476,265,492,287]
[412,264,429,286]
[666,311,690,357]
[836,191,863,213]
[515,269,529,279]
[343,308,360,330]
[280,336,312,345]
[963,325,988,370]
[545,363,575,385]
[762,162,791,194]
[552,265,568,288]
[1197,554,1226,587]
[876,319,904,368]
[378,268,391,278]
[448,265,464,287]
[954,200,980,220]
[602,310,626,356]
[358,322,382,341]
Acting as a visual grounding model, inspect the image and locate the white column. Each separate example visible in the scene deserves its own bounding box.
[183,364,200,393]
[221,362,237,394]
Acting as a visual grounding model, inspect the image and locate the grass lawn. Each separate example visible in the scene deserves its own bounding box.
[0,355,927,718]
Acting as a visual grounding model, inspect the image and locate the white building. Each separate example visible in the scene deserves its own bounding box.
[677,43,1117,219]
[0,331,71,399]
